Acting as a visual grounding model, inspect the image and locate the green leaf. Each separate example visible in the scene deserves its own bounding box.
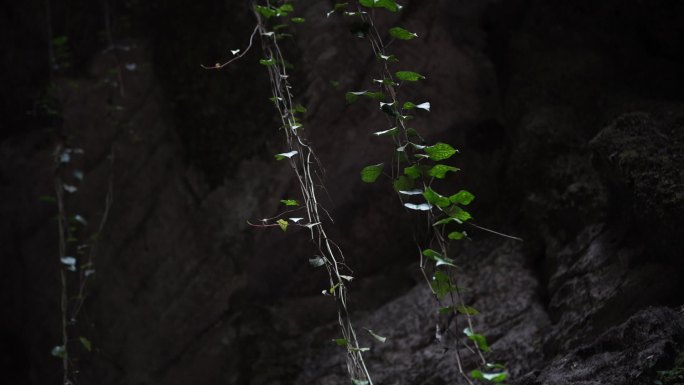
[276,3,294,16]
[448,231,466,240]
[277,219,288,231]
[456,305,480,315]
[259,58,276,66]
[294,104,307,113]
[448,206,472,222]
[291,17,305,23]
[404,165,422,179]
[274,150,298,160]
[423,187,451,208]
[255,5,276,18]
[470,370,508,382]
[395,71,425,81]
[464,327,490,352]
[79,336,92,352]
[359,0,402,12]
[373,127,399,137]
[366,329,387,343]
[449,190,475,205]
[423,249,456,267]
[431,271,456,299]
[309,256,326,267]
[433,217,456,226]
[333,338,348,347]
[361,163,384,183]
[428,164,460,179]
[402,101,430,111]
[389,26,417,40]
[393,175,414,191]
[280,199,299,206]
[425,142,457,161]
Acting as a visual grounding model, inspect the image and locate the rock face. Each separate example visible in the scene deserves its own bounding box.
[1,1,683,385]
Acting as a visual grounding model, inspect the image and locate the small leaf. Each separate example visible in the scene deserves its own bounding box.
[423,188,451,208]
[79,336,92,352]
[352,380,370,385]
[291,17,305,23]
[51,345,66,358]
[309,256,326,267]
[415,102,430,111]
[425,142,457,161]
[276,219,288,231]
[255,5,276,18]
[289,217,304,223]
[428,164,460,179]
[366,329,387,343]
[361,163,384,183]
[448,231,465,240]
[294,104,307,113]
[404,202,432,211]
[333,338,348,346]
[456,305,480,315]
[389,26,417,40]
[431,271,456,299]
[345,90,384,103]
[395,71,425,81]
[464,327,490,352]
[373,127,398,137]
[449,190,475,205]
[379,53,399,62]
[470,370,508,383]
[398,189,423,195]
[404,165,422,179]
[340,275,354,281]
[448,206,472,222]
[280,199,299,206]
[259,58,276,66]
[359,0,402,12]
[274,151,298,160]
[423,249,456,267]
[433,217,457,226]
[393,175,414,191]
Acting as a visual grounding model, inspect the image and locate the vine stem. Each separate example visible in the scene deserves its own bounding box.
[54,143,71,385]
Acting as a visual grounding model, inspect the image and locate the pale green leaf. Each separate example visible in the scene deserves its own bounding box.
[389,27,417,40]
[361,163,384,183]
[425,142,457,161]
[395,71,425,81]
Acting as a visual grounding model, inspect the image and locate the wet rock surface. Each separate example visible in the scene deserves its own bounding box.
[1,1,683,384]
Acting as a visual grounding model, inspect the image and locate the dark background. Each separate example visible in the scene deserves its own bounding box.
[1,0,683,384]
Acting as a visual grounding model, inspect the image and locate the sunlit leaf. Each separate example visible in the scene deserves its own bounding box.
[366,329,387,343]
[404,165,422,179]
[398,189,423,195]
[389,26,417,40]
[373,127,398,137]
[259,58,276,66]
[333,338,348,346]
[361,163,384,183]
[425,142,457,161]
[428,164,459,179]
[404,202,432,211]
[395,71,425,81]
[448,231,466,240]
[280,199,299,206]
[274,150,298,160]
[449,190,475,205]
[277,219,288,231]
[423,187,451,208]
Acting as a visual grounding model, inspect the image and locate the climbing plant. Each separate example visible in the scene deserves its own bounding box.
[206,1,518,384]
[328,2,513,383]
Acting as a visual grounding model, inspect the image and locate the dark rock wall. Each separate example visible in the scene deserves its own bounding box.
[1,1,682,384]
